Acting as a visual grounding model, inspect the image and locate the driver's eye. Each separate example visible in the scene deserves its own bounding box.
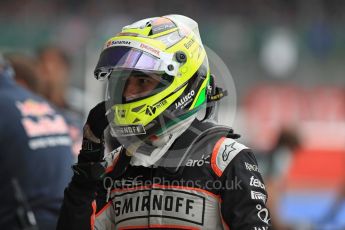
[138,77,152,85]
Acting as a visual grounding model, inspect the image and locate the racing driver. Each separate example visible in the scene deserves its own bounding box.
[57,15,271,230]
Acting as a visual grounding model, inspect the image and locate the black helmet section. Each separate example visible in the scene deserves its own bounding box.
[203,74,228,121]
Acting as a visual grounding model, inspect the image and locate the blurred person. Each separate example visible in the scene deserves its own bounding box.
[265,129,300,230]
[6,53,44,95]
[0,53,74,229]
[57,15,271,230]
[266,129,300,182]
[36,46,70,108]
[36,46,82,156]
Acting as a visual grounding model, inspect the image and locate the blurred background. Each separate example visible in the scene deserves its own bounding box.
[1,0,345,229]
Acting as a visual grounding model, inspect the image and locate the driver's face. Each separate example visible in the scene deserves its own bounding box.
[123,73,161,101]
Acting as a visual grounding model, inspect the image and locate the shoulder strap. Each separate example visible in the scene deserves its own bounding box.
[158,119,239,175]
[170,119,240,152]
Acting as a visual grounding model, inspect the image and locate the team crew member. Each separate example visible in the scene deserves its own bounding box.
[57,15,271,230]
[0,54,74,229]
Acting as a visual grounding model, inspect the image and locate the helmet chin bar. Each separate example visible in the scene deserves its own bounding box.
[110,123,160,154]
[109,109,186,147]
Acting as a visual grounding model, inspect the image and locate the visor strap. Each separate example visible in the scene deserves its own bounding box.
[209,87,227,102]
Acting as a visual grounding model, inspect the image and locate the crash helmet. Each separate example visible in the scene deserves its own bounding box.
[94,15,210,140]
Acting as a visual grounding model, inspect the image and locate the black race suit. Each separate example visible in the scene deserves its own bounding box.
[57,120,271,230]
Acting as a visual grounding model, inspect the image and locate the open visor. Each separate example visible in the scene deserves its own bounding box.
[94,46,178,80]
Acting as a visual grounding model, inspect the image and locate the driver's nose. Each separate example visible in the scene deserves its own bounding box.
[123,78,140,100]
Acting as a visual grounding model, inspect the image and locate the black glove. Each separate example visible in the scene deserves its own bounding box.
[76,101,107,144]
[85,101,108,141]
[72,101,109,187]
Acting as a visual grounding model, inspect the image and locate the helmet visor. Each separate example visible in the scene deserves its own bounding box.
[95,46,163,79]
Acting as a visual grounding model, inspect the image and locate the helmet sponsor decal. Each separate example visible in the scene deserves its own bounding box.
[145,99,168,116]
[145,105,156,116]
[139,43,160,56]
[150,17,176,34]
[103,39,161,57]
[151,23,175,34]
[175,90,195,109]
[154,99,168,109]
[105,40,131,49]
[155,30,184,47]
[110,124,146,136]
[184,38,195,49]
